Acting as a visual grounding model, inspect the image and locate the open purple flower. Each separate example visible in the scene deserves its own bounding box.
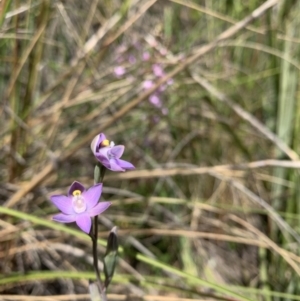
[50,181,111,234]
[91,133,135,172]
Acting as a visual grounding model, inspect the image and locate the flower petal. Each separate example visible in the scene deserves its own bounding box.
[98,147,110,159]
[109,159,125,171]
[110,145,124,159]
[95,152,111,167]
[68,181,85,196]
[52,213,76,223]
[50,195,74,214]
[83,183,103,210]
[88,201,111,217]
[76,214,92,233]
[91,135,99,153]
[91,133,106,153]
[115,159,135,170]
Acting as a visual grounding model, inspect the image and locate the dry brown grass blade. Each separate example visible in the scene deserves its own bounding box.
[0,294,209,301]
[72,0,157,66]
[46,62,86,149]
[103,159,300,181]
[5,0,279,208]
[229,215,300,276]
[210,173,300,244]
[103,0,158,46]
[101,228,268,248]
[191,73,299,161]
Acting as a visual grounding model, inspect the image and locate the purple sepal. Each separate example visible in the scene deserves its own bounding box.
[68,181,85,196]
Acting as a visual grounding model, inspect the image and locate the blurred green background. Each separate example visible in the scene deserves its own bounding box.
[1,0,300,300]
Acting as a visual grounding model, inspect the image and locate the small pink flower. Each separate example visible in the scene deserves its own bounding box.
[142,80,154,90]
[149,94,162,108]
[167,78,174,86]
[142,52,150,61]
[114,66,126,77]
[152,64,165,77]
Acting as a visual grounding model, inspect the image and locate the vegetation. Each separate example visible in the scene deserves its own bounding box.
[1,0,300,300]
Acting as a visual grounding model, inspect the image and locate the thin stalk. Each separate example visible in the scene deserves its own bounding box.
[90,164,107,300]
[91,216,106,300]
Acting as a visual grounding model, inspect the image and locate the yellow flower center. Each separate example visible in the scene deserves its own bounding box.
[100,139,110,147]
[72,190,81,196]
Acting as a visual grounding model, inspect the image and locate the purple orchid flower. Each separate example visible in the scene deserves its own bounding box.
[50,181,111,234]
[91,133,135,172]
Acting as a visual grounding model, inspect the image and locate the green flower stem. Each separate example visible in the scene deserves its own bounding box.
[91,216,106,300]
[90,163,108,300]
